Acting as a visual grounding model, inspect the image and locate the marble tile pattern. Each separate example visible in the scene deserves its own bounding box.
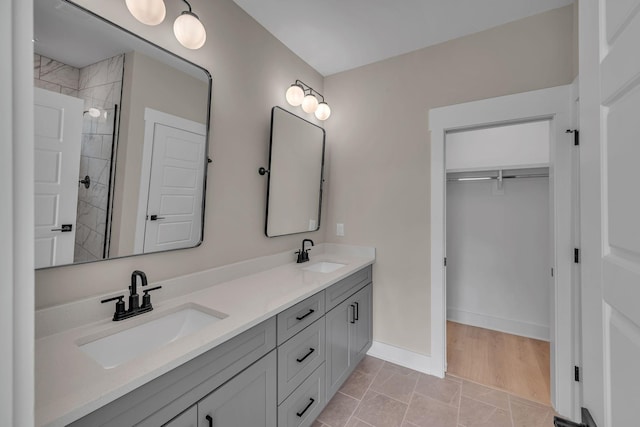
[74,54,124,262]
[314,356,558,427]
[34,54,80,96]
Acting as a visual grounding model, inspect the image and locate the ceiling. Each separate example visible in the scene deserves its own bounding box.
[232,0,574,76]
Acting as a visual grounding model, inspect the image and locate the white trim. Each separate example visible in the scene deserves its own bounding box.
[429,85,575,418]
[367,341,432,375]
[133,108,207,253]
[447,309,550,342]
[1,0,34,425]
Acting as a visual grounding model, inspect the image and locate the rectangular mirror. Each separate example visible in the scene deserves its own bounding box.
[33,0,211,269]
[264,107,325,237]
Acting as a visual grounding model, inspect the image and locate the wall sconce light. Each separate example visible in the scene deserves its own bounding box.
[125,0,206,50]
[285,80,331,121]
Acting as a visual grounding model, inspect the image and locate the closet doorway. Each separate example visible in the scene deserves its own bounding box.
[428,85,577,419]
[444,121,552,404]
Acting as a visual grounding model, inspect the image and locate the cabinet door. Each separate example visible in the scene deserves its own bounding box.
[198,350,277,427]
[325,297,353,398]
[350,284,372,364]
[164,406,197,427]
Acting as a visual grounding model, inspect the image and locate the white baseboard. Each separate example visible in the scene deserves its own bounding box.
[447,308,550,341]
[367,341,434,376]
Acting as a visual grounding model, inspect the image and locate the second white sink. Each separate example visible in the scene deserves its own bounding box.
[79,304,227,369]
[302,261,346,273]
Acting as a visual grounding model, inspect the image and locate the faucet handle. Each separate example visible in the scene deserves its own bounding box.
[141,286,162,309]
[101,295,126,318]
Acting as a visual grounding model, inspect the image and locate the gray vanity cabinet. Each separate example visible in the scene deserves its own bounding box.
[325,283,373,398]
[164,406,197,427]
[198,350,277,427]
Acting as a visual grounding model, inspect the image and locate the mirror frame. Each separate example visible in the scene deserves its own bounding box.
[264,106,325,237]
[36,1,213,269]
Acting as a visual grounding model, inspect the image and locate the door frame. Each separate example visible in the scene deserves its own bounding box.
[429,85,576,418]
[133,108,207,253]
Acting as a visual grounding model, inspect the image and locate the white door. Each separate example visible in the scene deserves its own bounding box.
[580,2,640,426]
[143,123,206,253]
[34,88,83,268]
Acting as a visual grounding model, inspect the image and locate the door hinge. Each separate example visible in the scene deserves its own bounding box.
[444,257,447,267]
[566,129,580,146]
[551,267,554,277]
[574,248,580,264]
[574,365,580,382]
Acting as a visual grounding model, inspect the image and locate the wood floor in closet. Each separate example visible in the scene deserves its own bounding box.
[446,321,550,405]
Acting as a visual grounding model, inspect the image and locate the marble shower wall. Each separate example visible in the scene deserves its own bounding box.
[34,54,80,96]
[75,54,124,263]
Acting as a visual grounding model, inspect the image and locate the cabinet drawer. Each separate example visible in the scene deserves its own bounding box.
[278,363,326,427]
[325,265,371,311]
[277,318,325,403]
[277,292,325,345]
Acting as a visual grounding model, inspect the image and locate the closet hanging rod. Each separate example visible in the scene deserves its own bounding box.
[447,173,549,182]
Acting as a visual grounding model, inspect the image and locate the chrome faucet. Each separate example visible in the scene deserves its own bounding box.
[296,239,314,263]
[101,270,162,321]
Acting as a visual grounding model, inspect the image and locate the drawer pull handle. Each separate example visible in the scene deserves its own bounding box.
[296,347,315,363]
[296,397,315,417]
[205,414,213,426]
[350,304,356,324]
[354,301,359,321]
[296,309,315,321]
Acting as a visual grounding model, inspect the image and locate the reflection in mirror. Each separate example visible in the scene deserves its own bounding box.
[33,0,211,269]
[265,107,325,237]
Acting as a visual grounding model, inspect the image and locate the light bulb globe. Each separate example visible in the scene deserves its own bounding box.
[314,102,331,120]
[301,94,319,113]
[285,84,305,106]
[125,0,166,25]
[174,12,207,50]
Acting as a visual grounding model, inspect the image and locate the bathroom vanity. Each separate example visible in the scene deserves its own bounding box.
[35,245,374,426]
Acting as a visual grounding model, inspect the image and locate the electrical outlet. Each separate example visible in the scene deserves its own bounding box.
[336,223,345,236]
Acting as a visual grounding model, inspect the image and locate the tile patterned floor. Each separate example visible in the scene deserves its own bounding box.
[313,356,558,427]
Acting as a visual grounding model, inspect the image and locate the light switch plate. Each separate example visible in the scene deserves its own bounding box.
[336,223,344,236]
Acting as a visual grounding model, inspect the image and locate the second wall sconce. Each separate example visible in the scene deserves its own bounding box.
[286,80,331,121]
[125,0,206,50]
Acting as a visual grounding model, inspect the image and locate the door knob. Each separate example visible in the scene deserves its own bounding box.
[51,224,73,232]
[149,215,165,221]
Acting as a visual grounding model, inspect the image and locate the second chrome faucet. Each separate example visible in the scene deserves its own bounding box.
[101,270,162,321]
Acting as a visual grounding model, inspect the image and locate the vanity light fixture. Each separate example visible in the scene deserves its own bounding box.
[285,80,331,120]
[173,0,207,50]
[125,0,206,50]
[125,0,166,26]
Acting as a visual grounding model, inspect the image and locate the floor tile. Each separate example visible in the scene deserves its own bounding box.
[353,390,408,427]
[414,373,461,406]
[340,369,376,400]
[404,393,458,427]
[510,399,549,427]
[370,365,419,403]
[317,392,360,427]
[461,380,511,411]
[356,356,385,376]
[346,417,375,427]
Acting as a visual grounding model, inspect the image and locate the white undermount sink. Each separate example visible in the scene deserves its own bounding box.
[302,261,346,273]
[78,305,227,369]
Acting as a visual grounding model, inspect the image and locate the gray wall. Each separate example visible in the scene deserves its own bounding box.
[446,178,551,340]
[323,5,577,355]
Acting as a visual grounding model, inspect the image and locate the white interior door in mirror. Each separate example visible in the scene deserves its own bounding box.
[266,107,325,237]
[34,88,83,268]
[135,109,206,254]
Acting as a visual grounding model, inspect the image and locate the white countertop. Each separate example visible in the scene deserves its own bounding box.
[35,244,375,427]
